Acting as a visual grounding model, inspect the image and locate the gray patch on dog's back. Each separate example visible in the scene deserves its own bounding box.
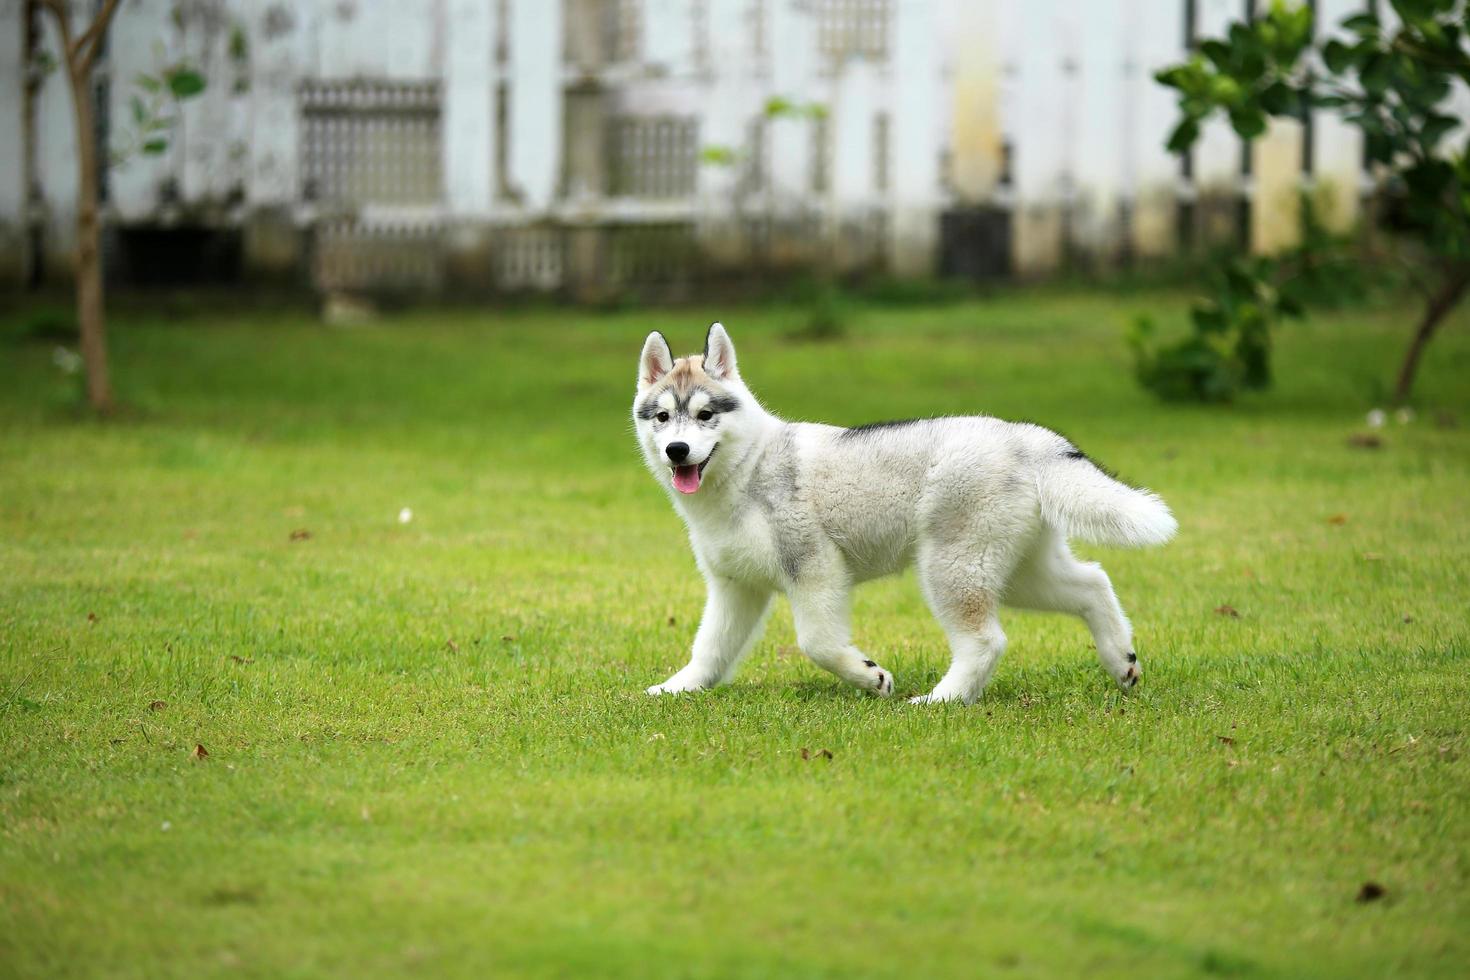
[747,427,816,580]
[1058,441,1129,482]
[839,418,929,440]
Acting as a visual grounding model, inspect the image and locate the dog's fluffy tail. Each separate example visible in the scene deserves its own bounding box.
[1036,451,1177,548]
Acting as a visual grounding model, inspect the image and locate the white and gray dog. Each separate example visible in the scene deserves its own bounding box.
[633,323,1176,704]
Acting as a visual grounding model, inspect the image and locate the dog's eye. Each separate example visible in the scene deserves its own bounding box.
[698,410,713,421]
[656,411,669,423]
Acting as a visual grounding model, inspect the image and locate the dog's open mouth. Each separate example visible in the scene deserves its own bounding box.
[672,444,717,495]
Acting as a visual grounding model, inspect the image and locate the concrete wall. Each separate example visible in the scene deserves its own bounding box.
[0,1,27,282]
[0,0,1427,292]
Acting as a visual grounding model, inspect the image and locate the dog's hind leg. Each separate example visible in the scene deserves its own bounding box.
[647,576,772,695]
[911,542,1010,705]
[789,585,895,697]
[1005,528,1141,692]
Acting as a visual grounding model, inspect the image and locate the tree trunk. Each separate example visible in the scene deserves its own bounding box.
[44,0,122,415]
[67,62,113,413]
[1392,264,1470,407]
[22,1,43,288]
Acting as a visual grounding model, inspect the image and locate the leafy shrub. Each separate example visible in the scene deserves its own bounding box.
[1131,257,1303,402]
[1149,0,1470,404]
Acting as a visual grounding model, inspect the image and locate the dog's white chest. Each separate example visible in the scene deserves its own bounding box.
[689,509,784,586]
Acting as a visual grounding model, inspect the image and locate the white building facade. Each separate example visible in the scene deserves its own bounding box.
[0,0,1400,296]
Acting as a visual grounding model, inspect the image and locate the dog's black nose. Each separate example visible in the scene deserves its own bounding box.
[666,442,690,463]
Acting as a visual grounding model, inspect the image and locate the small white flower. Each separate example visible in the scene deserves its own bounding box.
[1365,409,1386,429]
[398,507,413,524]
[52,347,82,375]
[1394,407,1415,425]
[161,821,172,832]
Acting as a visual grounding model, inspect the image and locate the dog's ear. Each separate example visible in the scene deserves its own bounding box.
[639,331,675,387]
[703,322,738,381]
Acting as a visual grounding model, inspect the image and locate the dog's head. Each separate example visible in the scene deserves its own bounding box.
[633,322,753,496]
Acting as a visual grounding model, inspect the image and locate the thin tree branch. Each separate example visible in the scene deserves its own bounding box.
[1390,33,1470,85]
[76,0,123,73]
[41,0,76,73]
[1393,260,1470,404]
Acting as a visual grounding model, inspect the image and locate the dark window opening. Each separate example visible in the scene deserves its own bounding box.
[939,206,1011,281]
[113,226,243,286]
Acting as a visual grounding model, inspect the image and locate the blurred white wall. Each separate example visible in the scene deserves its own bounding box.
[0,0,1414,291]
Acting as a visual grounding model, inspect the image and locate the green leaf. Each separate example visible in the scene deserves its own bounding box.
[135,72,162,92]
[142,139,168,155]
[1229,106,1268,139]
[699,145,738,166]
[1364,129,1395,163]
[1403,158,1455,196]
[1200,39,1232,71]
[228,25,249,63]
[763,96,795,118]
[1322,39,1356,74]
[1421,113,1458,147]
[130,95,147,124]
[1154,65,1194,90]
[1227,22,1257,52]
[1191,303,1229,334]
[1210,75,1247,105]
[166,69,206,99]
[1259,80,1295,115]
[1341,13,1380,35]
[1166,117,1201,153]
[1224,264,1264,302]
[1360,52,1393,94]
[1390,0,1440,25]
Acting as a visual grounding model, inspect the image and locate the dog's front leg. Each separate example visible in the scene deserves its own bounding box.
[789,585,895,697]
[647,576,772,695]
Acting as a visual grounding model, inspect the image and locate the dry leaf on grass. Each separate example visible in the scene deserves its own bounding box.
[227,655,253,664]
[1356,881,1386,903]
[1215,605,1241,618]
[87,612,98,623]
[1326,513,1348,526]
[1217,735,1236,746]
[445,638,460,653]
[148,699,166,712]
[1347,433,1382,449]
[191,743,209,761]
[289,529,312,541]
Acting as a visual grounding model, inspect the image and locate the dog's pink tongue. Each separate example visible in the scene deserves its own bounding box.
[672,465,701,494]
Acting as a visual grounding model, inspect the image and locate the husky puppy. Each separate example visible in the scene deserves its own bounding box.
[633,323,1177,704]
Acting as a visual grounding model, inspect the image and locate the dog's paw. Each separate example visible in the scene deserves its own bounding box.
[908,686,975,706]
[859,659,894,697]
[1114,654,1141,693]
[646,672,709,696]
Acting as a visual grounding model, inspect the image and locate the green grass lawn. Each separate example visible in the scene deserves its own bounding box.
[1,287,1468,978]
